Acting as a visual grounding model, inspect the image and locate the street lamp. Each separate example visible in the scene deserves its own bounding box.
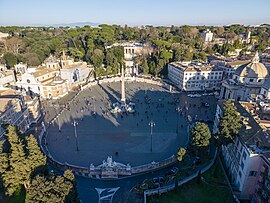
[54,104,61,132]
[176,106,181,134]
[72,120,79,151]
[148,120,155,152]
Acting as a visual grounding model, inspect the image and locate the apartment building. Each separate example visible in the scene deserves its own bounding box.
[168,61,223,91]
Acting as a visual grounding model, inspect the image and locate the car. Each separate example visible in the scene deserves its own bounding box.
[153,177,165,184]
[171,167,179,174]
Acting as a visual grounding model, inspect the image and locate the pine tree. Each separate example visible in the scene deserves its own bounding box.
[141,58,149,74]
[0,140,8,174]
[217,100,242,142]
[26,135,46,176]
[1,126,30,196]
[0,127,47,196]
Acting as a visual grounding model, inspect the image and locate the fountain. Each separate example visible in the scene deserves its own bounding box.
[111,66,135,114]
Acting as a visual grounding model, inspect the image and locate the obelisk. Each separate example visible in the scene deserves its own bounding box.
[121,66,126,106]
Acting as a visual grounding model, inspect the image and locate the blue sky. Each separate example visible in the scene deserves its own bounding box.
[0,0,269,26]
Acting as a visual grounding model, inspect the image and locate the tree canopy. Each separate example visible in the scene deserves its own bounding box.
[217,100,242,143]
[192,122,211,147]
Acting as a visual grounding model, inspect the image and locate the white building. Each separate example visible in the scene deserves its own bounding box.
[220,52,269,101]
[218,60,251,79]
[106,42,153,76]
[202,29,213,42]
[213,101,270,200]
[59,52,91,85]
[168,61,223,91]
[240,31,251,44]
[14,63,28,74]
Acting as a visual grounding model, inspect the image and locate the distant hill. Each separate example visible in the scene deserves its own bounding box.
[50,21,101,27]
[0,22,101,27]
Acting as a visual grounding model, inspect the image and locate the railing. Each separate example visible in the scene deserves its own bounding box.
[143,149,217,203]
[39,128,177,179]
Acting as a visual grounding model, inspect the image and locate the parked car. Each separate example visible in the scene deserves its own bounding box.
[171,167,179,175]
[153,177,165,184]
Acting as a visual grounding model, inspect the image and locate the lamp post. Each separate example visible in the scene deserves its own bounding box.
[72,120,79,151]
[176,107,181,134]
[148,120,155,152]
[54,104,61,132]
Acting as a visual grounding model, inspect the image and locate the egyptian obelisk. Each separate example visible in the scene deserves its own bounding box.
[121,66,126,106]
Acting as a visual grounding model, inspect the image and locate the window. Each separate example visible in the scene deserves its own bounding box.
[249,79,254,82]
[249,171,257,177]
[243,151,247,160]
[27,79,31,83]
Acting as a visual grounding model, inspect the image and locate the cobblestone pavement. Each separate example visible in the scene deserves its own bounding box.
[42,80,217,203]
[43,81,217,167]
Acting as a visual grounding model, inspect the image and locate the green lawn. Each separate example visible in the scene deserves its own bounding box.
[149,161,234,203]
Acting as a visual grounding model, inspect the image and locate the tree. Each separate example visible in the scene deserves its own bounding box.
[63,170,80,203]
[1,126,30,196]
[3,53,17,67]
[149,61,156,75]
[27,170,79,203]
[0,126,47,196]
[141,57,149,74]
[192,122,211,147]
[26,135,46,177]
[22,53,41,66]
[91,49,104,67]
[217,100,242,143]
[177,148,186,161]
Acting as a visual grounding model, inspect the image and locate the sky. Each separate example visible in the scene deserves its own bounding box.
[0,0,270,26]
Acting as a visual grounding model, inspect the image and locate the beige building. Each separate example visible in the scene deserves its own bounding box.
[0,89,30,138]
[16,65,70,99]
[0,70,16,90]
[220,52,269,101]
[168,61,223,91]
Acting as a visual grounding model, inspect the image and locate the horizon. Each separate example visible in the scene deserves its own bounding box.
[0,0,269,27]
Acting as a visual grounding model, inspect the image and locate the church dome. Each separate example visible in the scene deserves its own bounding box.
[235,52,268,79]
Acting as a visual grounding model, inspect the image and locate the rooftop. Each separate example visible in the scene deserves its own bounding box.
[170,61,222,72]
[0,89,22,117]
